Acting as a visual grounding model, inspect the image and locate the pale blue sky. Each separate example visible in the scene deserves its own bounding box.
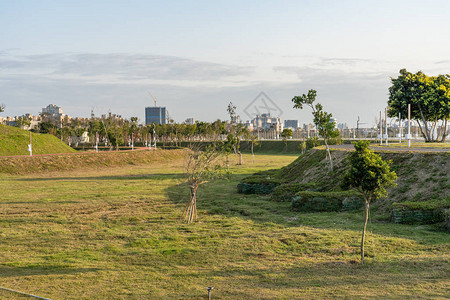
[1,0,450,126]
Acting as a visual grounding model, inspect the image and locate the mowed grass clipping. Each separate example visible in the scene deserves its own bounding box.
[0,152,448,299]
[0,125,76,156]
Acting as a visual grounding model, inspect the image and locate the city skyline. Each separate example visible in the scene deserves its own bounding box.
[1,1,450,127]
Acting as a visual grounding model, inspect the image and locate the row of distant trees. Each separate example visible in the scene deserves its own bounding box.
[22,109,265,152]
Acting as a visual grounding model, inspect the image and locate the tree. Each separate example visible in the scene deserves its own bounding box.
[226,102,245,164]
[16,116,32,129]
[280,128,293,151]
[244,129,259,165]
[184,144,224,224]
[388,69,450,142]
[292,90,340,170]
[342,141,397,264]
[0,104,4,113]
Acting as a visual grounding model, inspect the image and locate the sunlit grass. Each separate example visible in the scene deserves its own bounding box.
[0,153,448,299]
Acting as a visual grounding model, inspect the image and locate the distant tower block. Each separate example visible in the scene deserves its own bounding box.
[145,106,167,125]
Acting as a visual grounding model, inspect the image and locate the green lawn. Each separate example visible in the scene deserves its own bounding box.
[0,153,448,299]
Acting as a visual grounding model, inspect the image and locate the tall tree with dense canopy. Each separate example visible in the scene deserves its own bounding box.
[388,69,450,142]
[342,141,397,264]
[292,89,340,170]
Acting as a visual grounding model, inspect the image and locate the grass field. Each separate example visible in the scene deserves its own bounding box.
[0,152,448,299]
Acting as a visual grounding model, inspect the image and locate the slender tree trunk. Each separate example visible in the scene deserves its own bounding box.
[226,154,230,179]
[418,106,432,142]
[324,139,333,171]
[238,151,243,165]
[251,143,255,166]
[361,198,370,264]
[184,185,198,224]
[441,117,448,142]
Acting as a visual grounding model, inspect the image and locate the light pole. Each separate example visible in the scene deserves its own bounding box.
[385,107,388,146]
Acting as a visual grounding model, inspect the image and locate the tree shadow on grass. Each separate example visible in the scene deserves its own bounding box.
[165,172,449,246]
[0,265,101,277]
[200,257,448,298]
[15,173,184,182]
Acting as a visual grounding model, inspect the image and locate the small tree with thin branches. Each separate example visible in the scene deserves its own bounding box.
[184,144,224,224]
[342,141,397,264]
[292,90,339,170]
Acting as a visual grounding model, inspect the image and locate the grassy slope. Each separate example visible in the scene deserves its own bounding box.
[0,153,448,299]
[0,124,76,156]
[260,149,450,214]
[0,148,186,174]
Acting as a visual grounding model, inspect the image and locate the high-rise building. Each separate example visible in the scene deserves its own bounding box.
[185,118,195,125]
[145,106,167,125]
[284,120,299,129]
[42,104,63,116]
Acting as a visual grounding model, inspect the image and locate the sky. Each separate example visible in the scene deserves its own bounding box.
[1,0,450,127]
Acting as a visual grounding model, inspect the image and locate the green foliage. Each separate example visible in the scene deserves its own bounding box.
[281,128,293,139]
[392,198,450,211]
[291,191,363,212]
[271,182,321,202]
[292,90,340,144]
[343,141,397,201]
[392,199,447,224]
[240,169,282,185]
[305,137,320,149]
[388,69,450,142]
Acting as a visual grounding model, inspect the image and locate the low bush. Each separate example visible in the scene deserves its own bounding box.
[291,190,363,212]
[237,169,283,194]
[237,182,280,194]
[392,198,450,224]
[271,182,321,202]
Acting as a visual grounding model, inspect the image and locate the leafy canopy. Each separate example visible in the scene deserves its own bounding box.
[343,141,397,201]
[388,69,450,142]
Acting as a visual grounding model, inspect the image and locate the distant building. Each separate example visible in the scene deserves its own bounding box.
[40,104,68,128]
[42,104,63,116]
[101,112,122,121]
[145,106,167,125]
[250,113,283,132]
[185,118,195,125]
[284,120,299,129]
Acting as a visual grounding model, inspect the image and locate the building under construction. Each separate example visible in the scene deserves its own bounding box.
[145,106,167,125]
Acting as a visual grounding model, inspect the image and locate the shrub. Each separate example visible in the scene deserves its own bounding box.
[392,198,450,224]
[291,190,363,212]
[271,182,321,202]
[305,137,320,149]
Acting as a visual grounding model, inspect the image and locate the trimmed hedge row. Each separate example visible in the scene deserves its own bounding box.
[237,182,280,194]
[291,191,363,212]
[271,182,321,202]
[237,169,283,194]
[391,199,450,224]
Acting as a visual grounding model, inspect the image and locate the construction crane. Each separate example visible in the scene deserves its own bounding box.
[148,91,157,107]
